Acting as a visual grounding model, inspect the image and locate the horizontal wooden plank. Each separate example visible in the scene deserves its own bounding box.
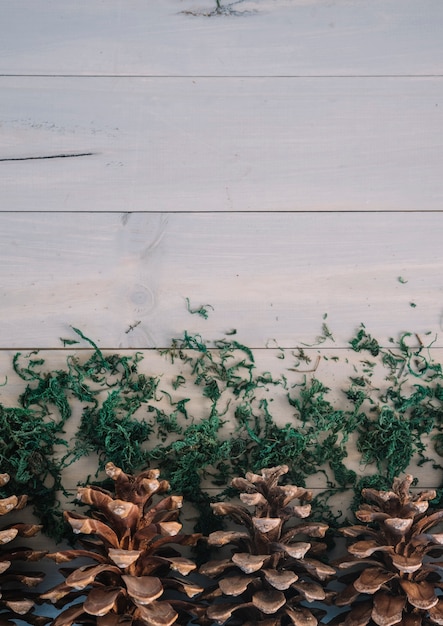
[1,76,442,211]
[1,0,442,77]
[0,212,442,349]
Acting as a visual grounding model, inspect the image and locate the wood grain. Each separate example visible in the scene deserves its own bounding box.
[0,212,441,349]
[1,77,442,212]
[1,0,442,77]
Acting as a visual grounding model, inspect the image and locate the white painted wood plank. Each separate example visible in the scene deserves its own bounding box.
[1,0,442,77]
[0,212,442,349]
[1,77,442,212]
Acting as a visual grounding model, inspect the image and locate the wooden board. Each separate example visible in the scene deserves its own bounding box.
[1,77,442,212]
[1,0,442,77]
[0,212,441,349]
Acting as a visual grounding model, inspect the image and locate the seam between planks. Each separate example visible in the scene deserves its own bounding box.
[1,74,442,79]
[0,210,443,214]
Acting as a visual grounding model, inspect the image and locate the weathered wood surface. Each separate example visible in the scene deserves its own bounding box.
[1,0,442,77]
[1,76,442,211]
[2,2,442,212]
[0,212,441,349]
[1,0,443,565]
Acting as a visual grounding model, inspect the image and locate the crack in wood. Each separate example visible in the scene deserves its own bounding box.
[181,0,252,16]
[0,152,95,162]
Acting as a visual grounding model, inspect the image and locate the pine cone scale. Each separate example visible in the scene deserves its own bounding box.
[399,579,438,610]
[372,591,405,626]
[83,587,122,616]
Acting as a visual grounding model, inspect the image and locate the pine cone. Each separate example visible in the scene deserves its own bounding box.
[333,474,443,626]
[0,472,47,626]
[42,463,203,626]
[199,465,334,625]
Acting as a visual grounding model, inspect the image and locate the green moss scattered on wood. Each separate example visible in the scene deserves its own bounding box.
[2,323,443,540]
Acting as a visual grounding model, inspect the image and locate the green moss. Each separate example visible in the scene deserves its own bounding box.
[2,322,443,540]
